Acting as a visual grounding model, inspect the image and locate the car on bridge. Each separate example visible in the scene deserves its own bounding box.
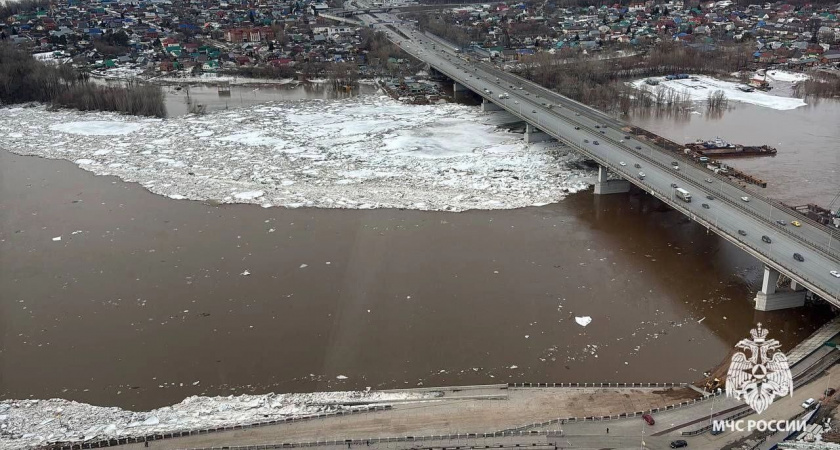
[593,141,600,145]
[738,230,747,236]
[792,220,802,227]
[831,270,840,278]
[634,163,641,168]
[638,172,646,179]
[620,161,626,166]
[762,235,772,244]
[642,414,655,425]
[705,178,713,183]
[670,440,688,448]
[794,253,805,262]
[776,220,787,226]
[741,196,750,202]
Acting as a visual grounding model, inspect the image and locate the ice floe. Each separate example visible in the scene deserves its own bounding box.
[0,391,440,449]
[574,316,592,327]
[0,95,591,212]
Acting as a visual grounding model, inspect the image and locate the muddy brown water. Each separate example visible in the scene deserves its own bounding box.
[0,149,830,410]
[628,98,840,207]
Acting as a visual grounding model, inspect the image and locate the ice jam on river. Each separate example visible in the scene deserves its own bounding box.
[0,391,440,449]
[0,95,591,212]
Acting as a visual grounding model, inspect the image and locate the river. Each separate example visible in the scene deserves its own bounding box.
[0,83,835,411]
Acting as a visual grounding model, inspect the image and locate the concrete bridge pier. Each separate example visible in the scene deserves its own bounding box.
[754,265,806,311]
[453,81,468,93]
[593,165,630,195]
[524,123,553,143]
[481,98,502,112]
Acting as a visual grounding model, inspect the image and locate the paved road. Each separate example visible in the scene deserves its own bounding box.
[358,15,840,306]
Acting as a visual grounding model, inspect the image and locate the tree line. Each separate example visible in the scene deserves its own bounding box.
[0,44,165,117]
[515,41,752,115]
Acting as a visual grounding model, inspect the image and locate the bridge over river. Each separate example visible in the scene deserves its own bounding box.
[357,13,840,310]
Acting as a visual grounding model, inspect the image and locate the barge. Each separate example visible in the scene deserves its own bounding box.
[685,137,777,158]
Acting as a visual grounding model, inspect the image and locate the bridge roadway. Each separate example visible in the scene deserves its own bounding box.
[357,14,840,306]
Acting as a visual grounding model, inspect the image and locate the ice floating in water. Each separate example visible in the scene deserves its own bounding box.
[0,391,438,449]
[575,316,592,327]
[0,96,592,212]
[51,236,61,242]
[336,375,348,380]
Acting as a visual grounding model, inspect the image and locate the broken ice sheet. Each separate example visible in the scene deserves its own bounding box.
[0,98,593,213]
[575,316,592,327]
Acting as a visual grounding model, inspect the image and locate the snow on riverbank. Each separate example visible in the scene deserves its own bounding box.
[0,96,591,211]
[0,391,440,449]
[629,74,806,110]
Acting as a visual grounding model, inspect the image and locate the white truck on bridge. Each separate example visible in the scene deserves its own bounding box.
[675,188,692,202]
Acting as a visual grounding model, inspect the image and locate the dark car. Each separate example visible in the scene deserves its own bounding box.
[794,253,804,262]
[762,235,772,244]
[624,135,631,139]
[584,139,590,143]
[738,230,747,236]
[671,183,678,188]
[670,441,688,448]
[671,161,679,166]
[574,126,580,130]
[595,125,601,128]
[635,145,642,150]
[593,140,600,145]
[826,388,836,397]
[642,414,655,425]
[634,163,641,168]
[702,203,710,209]
[599,130,605,134]
[707,195,715,200]
[710,428,723,436]
[776,220,787,226]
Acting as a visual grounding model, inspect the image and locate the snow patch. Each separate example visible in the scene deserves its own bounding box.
[629,75,806,110]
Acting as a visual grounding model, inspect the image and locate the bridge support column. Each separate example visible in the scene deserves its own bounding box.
[481,98,502,112]
[593,165,630,195]
[453,81,468,93]
[754,266,806,311]
[524,123,553,143]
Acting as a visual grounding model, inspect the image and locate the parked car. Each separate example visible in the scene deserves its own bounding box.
[792,220,801,227]
[642,414,655,425]
[762,236,772,244]
[738,230,747,236]
[802,398,816,409]
[670,441,688,448]
[794,253,804,262]
[741,196,750,202]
